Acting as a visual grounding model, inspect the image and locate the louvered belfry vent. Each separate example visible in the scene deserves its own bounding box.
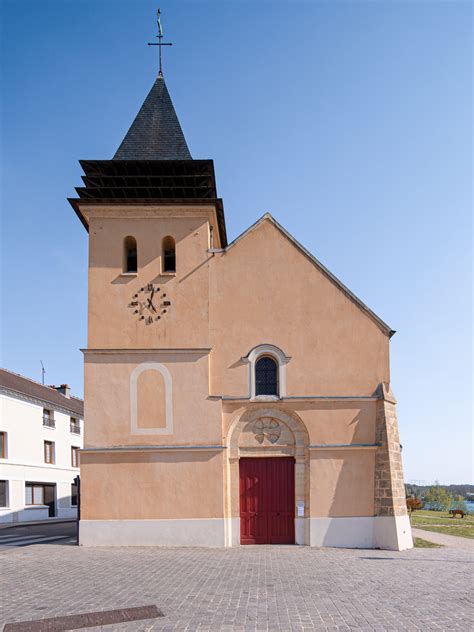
[77,159,217,201]
[68,77,227,246]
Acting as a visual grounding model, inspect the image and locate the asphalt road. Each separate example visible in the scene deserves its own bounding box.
[0,521,77,551]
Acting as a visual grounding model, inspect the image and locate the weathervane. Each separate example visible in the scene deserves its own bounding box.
[148,8,172,78]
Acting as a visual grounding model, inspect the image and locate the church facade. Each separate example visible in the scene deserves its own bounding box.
[70,67,412,550]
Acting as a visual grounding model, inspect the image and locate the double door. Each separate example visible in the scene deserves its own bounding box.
[239,457,295,545]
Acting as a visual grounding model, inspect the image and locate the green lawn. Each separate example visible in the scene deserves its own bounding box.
[413,536,443,548]
[411,509,474,539]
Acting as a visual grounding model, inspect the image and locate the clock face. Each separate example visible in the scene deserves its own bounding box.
[128,283,171,325]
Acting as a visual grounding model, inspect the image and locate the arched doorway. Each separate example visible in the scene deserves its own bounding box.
[225,406,310,546]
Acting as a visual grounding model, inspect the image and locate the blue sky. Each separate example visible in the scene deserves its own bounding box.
[1,1,472,484]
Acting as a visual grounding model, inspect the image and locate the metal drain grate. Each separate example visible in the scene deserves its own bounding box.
[3,605,164,631]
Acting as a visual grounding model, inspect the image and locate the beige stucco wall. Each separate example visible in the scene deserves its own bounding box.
[88,212,212,349]
[84,351,221,447]
[310,448,375,517]
[222,400,376,446]
[209,220,389,397]
[80,450,224,520]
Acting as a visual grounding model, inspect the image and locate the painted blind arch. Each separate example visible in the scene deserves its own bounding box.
[130,362,173,435]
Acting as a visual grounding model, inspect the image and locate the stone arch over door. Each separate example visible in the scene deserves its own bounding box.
[225,406,310,546]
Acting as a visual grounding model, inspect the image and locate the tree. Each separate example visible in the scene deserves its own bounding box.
[424,483,453,511]
[406,496,423,522]
[451,495,468,513]
[407,496,423,513]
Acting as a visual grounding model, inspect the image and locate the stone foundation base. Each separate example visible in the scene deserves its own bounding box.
[80,516,413,550]
[79,519,227,547]
[310,515,413,550]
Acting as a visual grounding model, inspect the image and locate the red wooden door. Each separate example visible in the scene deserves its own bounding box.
[239,457,295,544]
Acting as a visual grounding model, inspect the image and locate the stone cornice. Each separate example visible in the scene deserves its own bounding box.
[309,443,381,450]
[212,395,378,403]
[82,348,211,356]
[81,444,225,453]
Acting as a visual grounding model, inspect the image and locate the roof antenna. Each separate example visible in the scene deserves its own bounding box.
[40,360,46,385]
[148,8,173,79]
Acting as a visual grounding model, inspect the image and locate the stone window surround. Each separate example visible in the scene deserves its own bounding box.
[241,344,291,400]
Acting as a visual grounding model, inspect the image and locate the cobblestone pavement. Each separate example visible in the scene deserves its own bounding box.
[1,543,472,631]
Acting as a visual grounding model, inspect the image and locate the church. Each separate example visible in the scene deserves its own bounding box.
[69,22,412,550]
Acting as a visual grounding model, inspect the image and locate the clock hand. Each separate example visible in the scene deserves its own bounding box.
[147,298,157,313]
[147,287,157,312]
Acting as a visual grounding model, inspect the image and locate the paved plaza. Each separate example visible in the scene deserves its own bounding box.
[1,540,472,631]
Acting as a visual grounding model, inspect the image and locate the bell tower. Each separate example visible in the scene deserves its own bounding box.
[69,19,227,351]
[69,14,230,545]
[69,9,228,425]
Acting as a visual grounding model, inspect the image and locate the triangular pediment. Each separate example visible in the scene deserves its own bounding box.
[225,213,395,338]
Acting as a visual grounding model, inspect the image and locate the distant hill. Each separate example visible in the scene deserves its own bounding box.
[405,483,474,498]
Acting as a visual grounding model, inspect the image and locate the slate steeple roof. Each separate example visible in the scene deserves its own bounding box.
[113,76,192,160]
[70,65,228,246]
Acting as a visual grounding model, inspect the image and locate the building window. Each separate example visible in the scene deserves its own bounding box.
[43,409,55,428]
[71,483,78,507]
[244,344,289,399]
[25,484,44,506]
[0,480,7,507]
[123,236,138,273]
[255,356,279,396]
[71,446,79,468]
[44,441,55,464]
[0,432,6,458]
[162,236,176,273]
[70,417,81,434]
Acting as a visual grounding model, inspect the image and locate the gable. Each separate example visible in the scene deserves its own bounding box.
[221,214,394,338]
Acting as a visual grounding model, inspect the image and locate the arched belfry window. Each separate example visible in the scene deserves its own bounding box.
[123,236,137,273]
[255,356,279,396]
[162,236,176,273]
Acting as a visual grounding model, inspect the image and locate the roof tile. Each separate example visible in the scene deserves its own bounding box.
[0,368,84,417]
[114,77,192,160]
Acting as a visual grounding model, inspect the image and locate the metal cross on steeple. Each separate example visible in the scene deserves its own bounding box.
[148,8,172,78]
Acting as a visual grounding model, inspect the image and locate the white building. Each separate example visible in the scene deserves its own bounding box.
[0,368,84,523]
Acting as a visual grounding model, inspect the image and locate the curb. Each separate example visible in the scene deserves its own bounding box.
[0,518,76,530]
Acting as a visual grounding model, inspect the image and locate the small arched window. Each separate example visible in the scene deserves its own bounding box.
[255,356,279,396]
[162,236,176,273]
[123,236,137,273]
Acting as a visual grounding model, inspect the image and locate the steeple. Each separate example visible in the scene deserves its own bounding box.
[69,9,227,247]
[113,77,192,160]
[113,10,191,161]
